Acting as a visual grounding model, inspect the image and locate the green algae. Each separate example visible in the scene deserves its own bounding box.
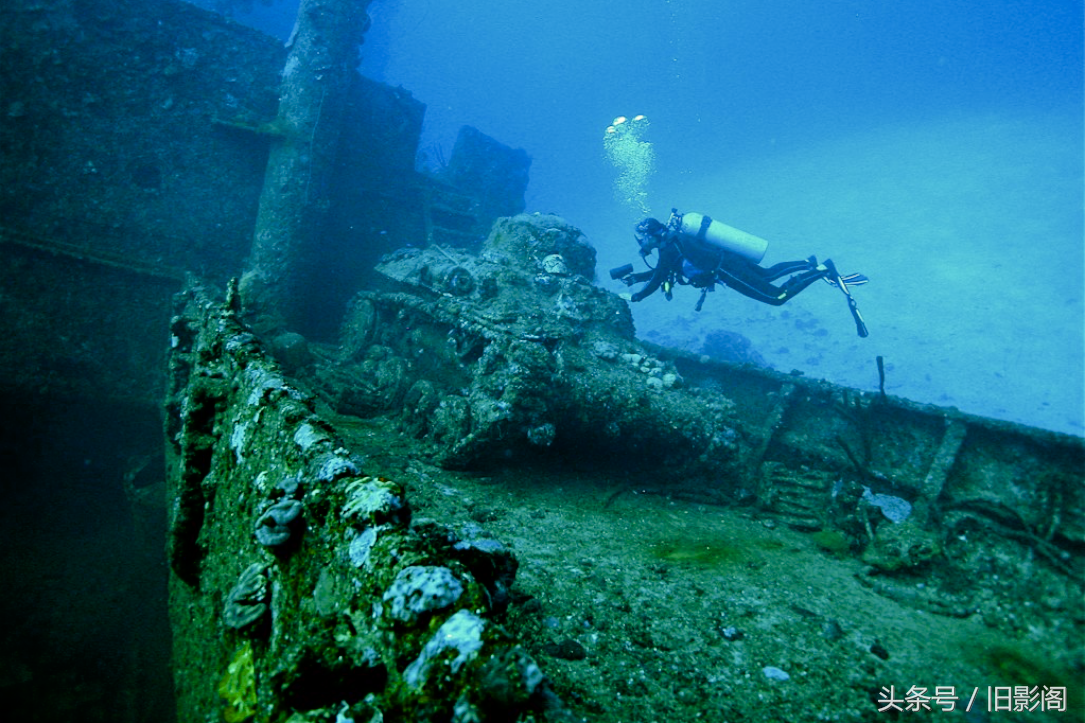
[218,641,257,723]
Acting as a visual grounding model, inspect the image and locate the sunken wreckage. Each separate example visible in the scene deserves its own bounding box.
[167,214,1084,721]
[1,0,1082,721]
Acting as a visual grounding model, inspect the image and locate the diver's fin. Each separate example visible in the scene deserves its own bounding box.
[848,296,869,338]
[823,260,870,338]
[824,272,869,288]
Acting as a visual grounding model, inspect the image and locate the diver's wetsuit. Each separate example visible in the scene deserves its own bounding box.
[629,238,681,302]
[630,229,827,306]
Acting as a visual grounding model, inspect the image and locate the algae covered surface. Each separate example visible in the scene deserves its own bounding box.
[341,415,1082,723]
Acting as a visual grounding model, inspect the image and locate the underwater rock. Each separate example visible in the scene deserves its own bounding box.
[314,450,364,484]
[701,329,767,367]
[526,423,556,448]
[720,626,745,642]
[312,568,350,618]
[822,619,845,642]
[452,535,519,612]
[292,419,333,454]
[862,521,942,572]
[762,666,790,682]
[347,526,380,569]
[268,331,312,373]
[541,254,569,275]
[473,646,546,709]
[403,609,486,688]
[384,565,465,624]
[591,341,620,361]
[242,367,288,407]
[862,488,912,524]
[254,498,303,548]
[223,562,269,630]
[430,396,472,451]
[224,332,260,356]
[533,272,561,294]
[340,297,379,361]
[403,380,439,438]
[543,639,586,661]
[342,476,408,527]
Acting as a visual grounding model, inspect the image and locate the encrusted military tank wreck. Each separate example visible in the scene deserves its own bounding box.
[320,213,748,476]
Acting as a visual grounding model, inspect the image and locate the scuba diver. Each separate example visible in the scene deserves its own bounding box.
[611,209,870,337]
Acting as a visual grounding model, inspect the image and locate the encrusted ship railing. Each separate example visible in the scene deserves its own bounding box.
[164,282,562,723]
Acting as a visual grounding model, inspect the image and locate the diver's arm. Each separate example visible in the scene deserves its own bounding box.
[630,267,667,301]
[631,243,680,302]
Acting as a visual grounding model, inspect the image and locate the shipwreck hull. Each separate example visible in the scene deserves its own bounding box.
[657,344,1084,547]
[165,283,559,723]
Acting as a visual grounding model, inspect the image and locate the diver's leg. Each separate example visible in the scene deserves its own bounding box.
[775,268,831,301]
[715,266,792,306]
[758,259,815,282]
[719,265,829,306]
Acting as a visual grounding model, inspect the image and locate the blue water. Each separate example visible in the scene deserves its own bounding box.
[227,0,1084,435]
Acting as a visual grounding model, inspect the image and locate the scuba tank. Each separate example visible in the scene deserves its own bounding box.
[671,210,769,264]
